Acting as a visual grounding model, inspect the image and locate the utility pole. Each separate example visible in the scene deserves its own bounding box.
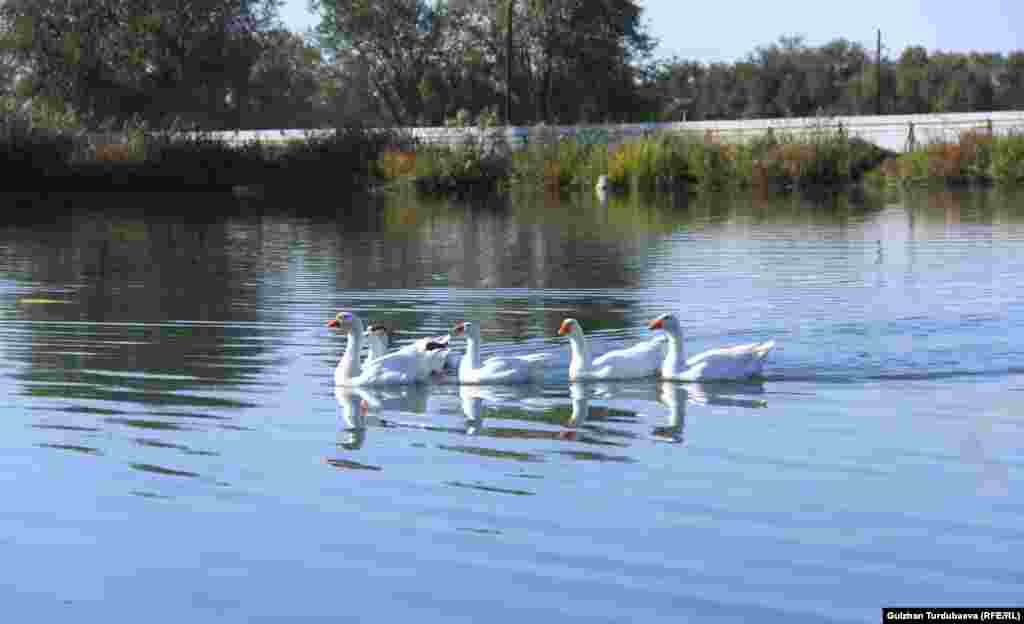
[505,0,514,125]
[876,28,882,115]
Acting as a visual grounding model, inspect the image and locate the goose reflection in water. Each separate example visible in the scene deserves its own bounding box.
[333,385,432,450]
[457,384,632,447]
[458,385,534,436]
[336,380,770,454]
[561,381,673,443]
[334,386,370,450]
[682,381,768,409]
[653,380,769,443]
[652,382,687,443]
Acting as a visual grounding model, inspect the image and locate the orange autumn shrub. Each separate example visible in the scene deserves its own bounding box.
[94,143,134,162]
[750,159,769,188]
[379,149,417,179]
[926,142,962,180]
[543,159,561,189]
[779,143,817,179]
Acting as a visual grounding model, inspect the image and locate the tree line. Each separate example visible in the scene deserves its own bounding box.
[1,0,1022,130]
[650,36,1024,121]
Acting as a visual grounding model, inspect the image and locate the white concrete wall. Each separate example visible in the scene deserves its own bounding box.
[89,111,1024,153]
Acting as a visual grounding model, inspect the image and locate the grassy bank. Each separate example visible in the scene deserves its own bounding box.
[6,107,1022,198]
[1,111,399,193]
[872,130,1024,187]
[381,126,890,196]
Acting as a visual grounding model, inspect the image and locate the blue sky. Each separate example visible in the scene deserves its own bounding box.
[281,0,1023,62]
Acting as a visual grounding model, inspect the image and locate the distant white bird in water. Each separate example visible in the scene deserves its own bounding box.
[595,175,610,204]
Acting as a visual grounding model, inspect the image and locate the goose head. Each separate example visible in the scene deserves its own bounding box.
[452,321,479,341]
[647,313,680,334]
[557,318,584,339]
[327,310,363,333]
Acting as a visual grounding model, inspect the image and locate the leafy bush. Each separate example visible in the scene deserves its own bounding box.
[1,103,77,180]
[990,133,1024,185]
[274,126,398,188]
[412,139,508,196]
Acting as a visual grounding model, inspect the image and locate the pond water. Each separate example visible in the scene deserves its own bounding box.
[1,188,1021,622]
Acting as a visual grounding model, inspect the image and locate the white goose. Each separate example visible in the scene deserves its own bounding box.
[451,321,550,384]
[327,311,430,386]
[363,323,450,376]
[648,313,775,381]
[557,318,666,381]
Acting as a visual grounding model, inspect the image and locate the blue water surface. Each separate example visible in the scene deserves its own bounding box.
[0,188,1021,622]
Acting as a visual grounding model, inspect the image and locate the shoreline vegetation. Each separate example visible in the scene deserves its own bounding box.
[0,108,401,193]
[394,121,891,196]
[3,0,1023,202]
[3,108,1023,198]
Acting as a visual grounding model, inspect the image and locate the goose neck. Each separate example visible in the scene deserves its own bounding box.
[463,332,482,371]
[662,326,685,373]
[567,329,592,370]
[339,326,363,380]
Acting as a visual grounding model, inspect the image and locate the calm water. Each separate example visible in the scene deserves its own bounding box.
[1,188,1022,622]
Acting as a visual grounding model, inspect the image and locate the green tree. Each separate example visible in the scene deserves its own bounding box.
[311,0,461,124]
[895,46,930,113]
[998,51,1024,109]
[311,0,653,125]
[0,0,282,127]
[513,0,654,122]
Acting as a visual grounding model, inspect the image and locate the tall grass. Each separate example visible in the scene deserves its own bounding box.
[607,133,690,190]
[409,138,508,196]
[509,127,608,190]
[602,127,884,192]
[380,110,511,196]
[990,133,1024,185]
[875,128,1024,187]
[378,125,889,197]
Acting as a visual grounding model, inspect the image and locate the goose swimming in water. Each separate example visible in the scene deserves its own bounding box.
[647,313,775,381]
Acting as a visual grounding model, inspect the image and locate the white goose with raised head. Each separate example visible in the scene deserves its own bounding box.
[557,318,666,381]
[648,313,775,381]
[327,311,430,386]
[451,321,549,384]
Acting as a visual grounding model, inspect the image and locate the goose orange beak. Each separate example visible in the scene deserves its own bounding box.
[327,319,340,328]
[557,320,573,336]
[647,318,664,330]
